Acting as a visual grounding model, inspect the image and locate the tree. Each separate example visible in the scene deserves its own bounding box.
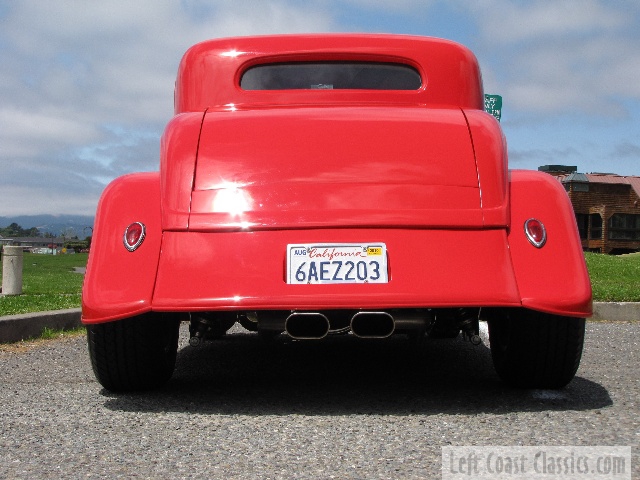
[4,223,21,236]
[0,223,43,238]
[59,226,76,240]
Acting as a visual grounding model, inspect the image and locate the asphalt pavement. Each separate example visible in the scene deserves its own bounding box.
[0,321,638,479]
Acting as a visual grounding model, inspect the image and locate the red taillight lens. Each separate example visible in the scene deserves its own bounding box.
[123,222,146,252]
[524,218,546,248]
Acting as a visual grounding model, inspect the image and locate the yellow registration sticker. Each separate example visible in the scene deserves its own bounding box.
[367,247,382,256]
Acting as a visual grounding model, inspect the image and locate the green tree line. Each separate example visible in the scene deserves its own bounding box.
[0,223,41,237]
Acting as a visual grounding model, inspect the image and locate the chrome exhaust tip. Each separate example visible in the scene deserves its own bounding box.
[285,312,330,340]
[350,311,395,338]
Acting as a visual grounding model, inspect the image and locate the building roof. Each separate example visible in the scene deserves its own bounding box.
[558,172,640,198]
[539,165,577,174]
[1,237,64,244]
[562,172,589,183]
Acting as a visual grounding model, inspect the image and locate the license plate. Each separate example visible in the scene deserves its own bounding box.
[287,243,388,284]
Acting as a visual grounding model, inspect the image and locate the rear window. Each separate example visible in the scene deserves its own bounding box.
[240,62,422,90]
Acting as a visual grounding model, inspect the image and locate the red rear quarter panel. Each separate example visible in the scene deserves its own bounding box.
[463,109,510,226]
[160,112,205,231]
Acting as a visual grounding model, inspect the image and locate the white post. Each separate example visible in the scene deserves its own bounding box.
[2,246,24,296]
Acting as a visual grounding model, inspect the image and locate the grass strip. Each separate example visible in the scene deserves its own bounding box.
[584,252,640,302]
[0,252,87,316]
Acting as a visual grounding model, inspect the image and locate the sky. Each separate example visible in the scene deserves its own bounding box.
[1,0,639,217]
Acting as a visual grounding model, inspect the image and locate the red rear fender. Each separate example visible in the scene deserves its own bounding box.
[82,173,163,324]
[508,170,592,317]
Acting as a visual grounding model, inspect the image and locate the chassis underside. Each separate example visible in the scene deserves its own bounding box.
[186,307,481,345]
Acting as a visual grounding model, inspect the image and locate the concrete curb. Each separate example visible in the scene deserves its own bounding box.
[0,308,82,344]
[0,303,637,344]
[592,302,640,322]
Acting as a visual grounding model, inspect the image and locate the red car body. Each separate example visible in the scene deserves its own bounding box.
[82,35,591,391]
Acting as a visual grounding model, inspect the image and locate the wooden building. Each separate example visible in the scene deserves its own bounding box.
[540,165,640,254]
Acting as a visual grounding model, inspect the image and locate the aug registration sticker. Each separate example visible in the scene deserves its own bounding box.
[286,243,388,284]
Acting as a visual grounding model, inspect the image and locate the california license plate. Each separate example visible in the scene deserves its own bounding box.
[287,243,388,284]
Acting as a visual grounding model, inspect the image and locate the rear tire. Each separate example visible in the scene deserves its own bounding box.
[488,309,585,389]
[87,313,180,392]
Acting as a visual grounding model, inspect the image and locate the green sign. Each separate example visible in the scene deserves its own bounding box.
[484,94,502,122]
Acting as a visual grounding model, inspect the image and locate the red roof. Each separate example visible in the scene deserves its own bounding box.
[585,174,640,198]
[557,172,640,198]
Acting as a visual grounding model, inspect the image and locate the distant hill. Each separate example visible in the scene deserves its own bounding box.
[0,215,95,237]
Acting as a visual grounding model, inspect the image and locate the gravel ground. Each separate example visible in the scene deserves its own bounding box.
[0,321,638,479]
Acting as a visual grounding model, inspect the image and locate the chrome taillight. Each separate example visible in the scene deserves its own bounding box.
[123,222,146,252]
[524,218,546,248]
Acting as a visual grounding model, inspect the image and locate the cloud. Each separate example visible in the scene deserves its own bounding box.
[612,142,640,159]
[467,0,640,114]
[470,0,627,44]
[0,107,100,158]
[0,1,334,215]
[0,1,638,216]
[0,185,101,217]
[509,147,581,165]
[338,0,433,13]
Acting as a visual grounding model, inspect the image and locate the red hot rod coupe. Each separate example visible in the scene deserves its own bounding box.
[82,34,592,391]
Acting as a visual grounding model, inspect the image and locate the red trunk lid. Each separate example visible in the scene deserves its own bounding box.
[189,106,483,230]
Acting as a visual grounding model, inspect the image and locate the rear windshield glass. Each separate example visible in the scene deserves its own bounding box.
[240,62,422,90]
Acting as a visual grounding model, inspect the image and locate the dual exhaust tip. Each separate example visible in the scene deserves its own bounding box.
[281,311,424,340]
[284,312,332,340]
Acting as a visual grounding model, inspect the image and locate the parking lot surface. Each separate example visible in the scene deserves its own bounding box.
[0,321,637,479]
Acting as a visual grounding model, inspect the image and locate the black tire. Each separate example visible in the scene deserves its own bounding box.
[488,309,585,389]
[87,313,180,392]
